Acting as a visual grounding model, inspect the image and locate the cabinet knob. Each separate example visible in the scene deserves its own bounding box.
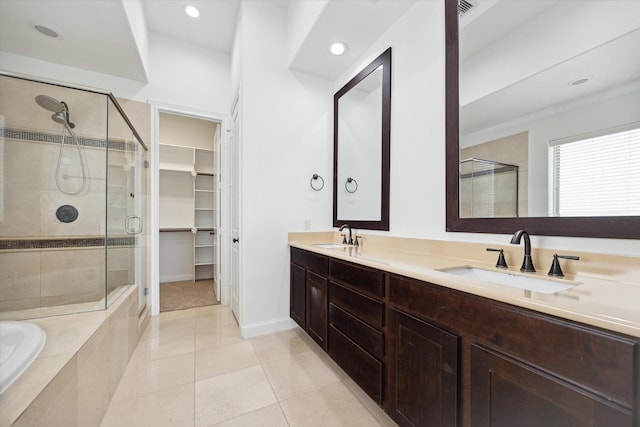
[233,238,239,243]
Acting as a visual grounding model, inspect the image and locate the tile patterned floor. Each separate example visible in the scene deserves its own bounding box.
[100,305,397,427]
[160,280,218,312]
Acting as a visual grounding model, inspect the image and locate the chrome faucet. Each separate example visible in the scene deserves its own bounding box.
[510,230,536,272]
[339,224,353,245]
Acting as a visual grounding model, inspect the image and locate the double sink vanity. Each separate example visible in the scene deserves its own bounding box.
[318,1,640,424]
[289,232,640,427]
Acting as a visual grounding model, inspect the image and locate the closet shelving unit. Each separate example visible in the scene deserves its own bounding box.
[159,144,217,281]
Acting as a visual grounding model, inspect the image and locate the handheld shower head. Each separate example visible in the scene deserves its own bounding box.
[36,95,75,128]
[35,95,66,113]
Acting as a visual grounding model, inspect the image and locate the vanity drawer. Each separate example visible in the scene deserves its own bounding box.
[330,259,384,297]
[329,325,383,405]
[329,282,384,330]
[329,302,384,360]
[291,247,328,276]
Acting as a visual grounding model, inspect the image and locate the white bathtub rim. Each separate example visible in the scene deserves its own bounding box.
[0,321,47,395]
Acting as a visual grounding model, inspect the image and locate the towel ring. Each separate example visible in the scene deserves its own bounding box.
[310,174,324,191]
[345,177,358,193]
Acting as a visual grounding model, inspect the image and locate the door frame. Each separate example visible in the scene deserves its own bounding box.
[229,89,241,322]
[149,100,227,316]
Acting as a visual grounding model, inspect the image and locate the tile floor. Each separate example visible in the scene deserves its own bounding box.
[100,305,397,427]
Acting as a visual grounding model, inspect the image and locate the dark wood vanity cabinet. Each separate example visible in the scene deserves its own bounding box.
[290,248,329,349]
[387,308,459,427]
[328,259,386,405]
[470,344,634,427]
[388,273,639,427]
[290,248,639,426]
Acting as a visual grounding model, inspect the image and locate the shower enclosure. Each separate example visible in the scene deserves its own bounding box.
[0,73,148,319]
[459,158,519,218]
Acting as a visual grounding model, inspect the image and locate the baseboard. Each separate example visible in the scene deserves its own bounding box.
[160,274,193,283]
[240,317,297,338]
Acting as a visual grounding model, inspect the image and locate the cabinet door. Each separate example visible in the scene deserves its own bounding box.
[290,263,306,328]
[471,344,633,427]
[306,271,328,349]
[388,308,459,427]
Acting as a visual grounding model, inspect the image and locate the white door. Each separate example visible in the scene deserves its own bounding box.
[230,96,240,320]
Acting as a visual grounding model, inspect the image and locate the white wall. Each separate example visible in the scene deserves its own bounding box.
[1,33,231,113]
[335,0,447,240]
[334,0,639,255]
[286,0,328,66]
[146,32,231,113]
[234,0,333,334]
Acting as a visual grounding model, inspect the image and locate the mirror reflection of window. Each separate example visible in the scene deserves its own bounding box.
[548,125,640,216]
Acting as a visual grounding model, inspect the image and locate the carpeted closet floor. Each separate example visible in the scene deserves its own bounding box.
[160,279,218,312]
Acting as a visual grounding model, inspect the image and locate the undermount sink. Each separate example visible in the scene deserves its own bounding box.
[438,266,576,294]
[313,243,350,249]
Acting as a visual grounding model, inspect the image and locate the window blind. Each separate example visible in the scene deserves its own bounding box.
[549,126,640,216]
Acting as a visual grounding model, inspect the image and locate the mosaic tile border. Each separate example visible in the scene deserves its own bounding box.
[0,236,136,250]
[0,127,139,152]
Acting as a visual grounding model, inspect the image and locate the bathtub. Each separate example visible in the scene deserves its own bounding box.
[0,321,46,395]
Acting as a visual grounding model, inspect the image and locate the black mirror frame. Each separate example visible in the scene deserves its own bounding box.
[444,0,640,239]
[333,47,391,231]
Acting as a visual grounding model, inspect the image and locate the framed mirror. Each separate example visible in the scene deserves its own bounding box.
[445,0,640,238]
[334,48,391,230]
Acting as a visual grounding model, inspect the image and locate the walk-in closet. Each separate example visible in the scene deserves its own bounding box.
[158,112,220,311]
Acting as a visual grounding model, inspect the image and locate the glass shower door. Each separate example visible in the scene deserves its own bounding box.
[106,98,147,310]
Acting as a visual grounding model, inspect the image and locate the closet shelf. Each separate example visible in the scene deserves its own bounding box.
[159,165,194,173]
[160,140,217,282]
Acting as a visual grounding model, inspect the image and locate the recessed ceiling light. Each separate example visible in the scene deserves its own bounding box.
[183,4,200,18]
[568,76,590,86]
[330,42,347,56]
[33,24,59,38]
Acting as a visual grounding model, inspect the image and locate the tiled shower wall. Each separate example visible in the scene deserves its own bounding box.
[0,245,134,311]
[0,75,141,313]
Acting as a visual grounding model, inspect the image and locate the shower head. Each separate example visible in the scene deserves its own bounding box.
[36,95,75,128]
[51,112,66,124]
[35,95,67,113]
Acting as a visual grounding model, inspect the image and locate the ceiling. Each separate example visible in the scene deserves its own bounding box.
[458,0,640,136]
[141,0,240,53]
[0,0,413,83]
[0,0,149,81]
[288,0,415,80]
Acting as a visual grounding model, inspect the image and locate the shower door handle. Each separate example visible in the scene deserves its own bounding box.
[125,216,143,235]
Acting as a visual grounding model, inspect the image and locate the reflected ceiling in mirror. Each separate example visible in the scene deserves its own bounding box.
[445,0,640,238]
[334,48,391,230]
[458,0,640,219]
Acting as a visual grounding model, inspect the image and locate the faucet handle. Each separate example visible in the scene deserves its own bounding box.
[354,235,362,247]
[487,248,508,269]
[341,233,348,245]
[548,254,580,277]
